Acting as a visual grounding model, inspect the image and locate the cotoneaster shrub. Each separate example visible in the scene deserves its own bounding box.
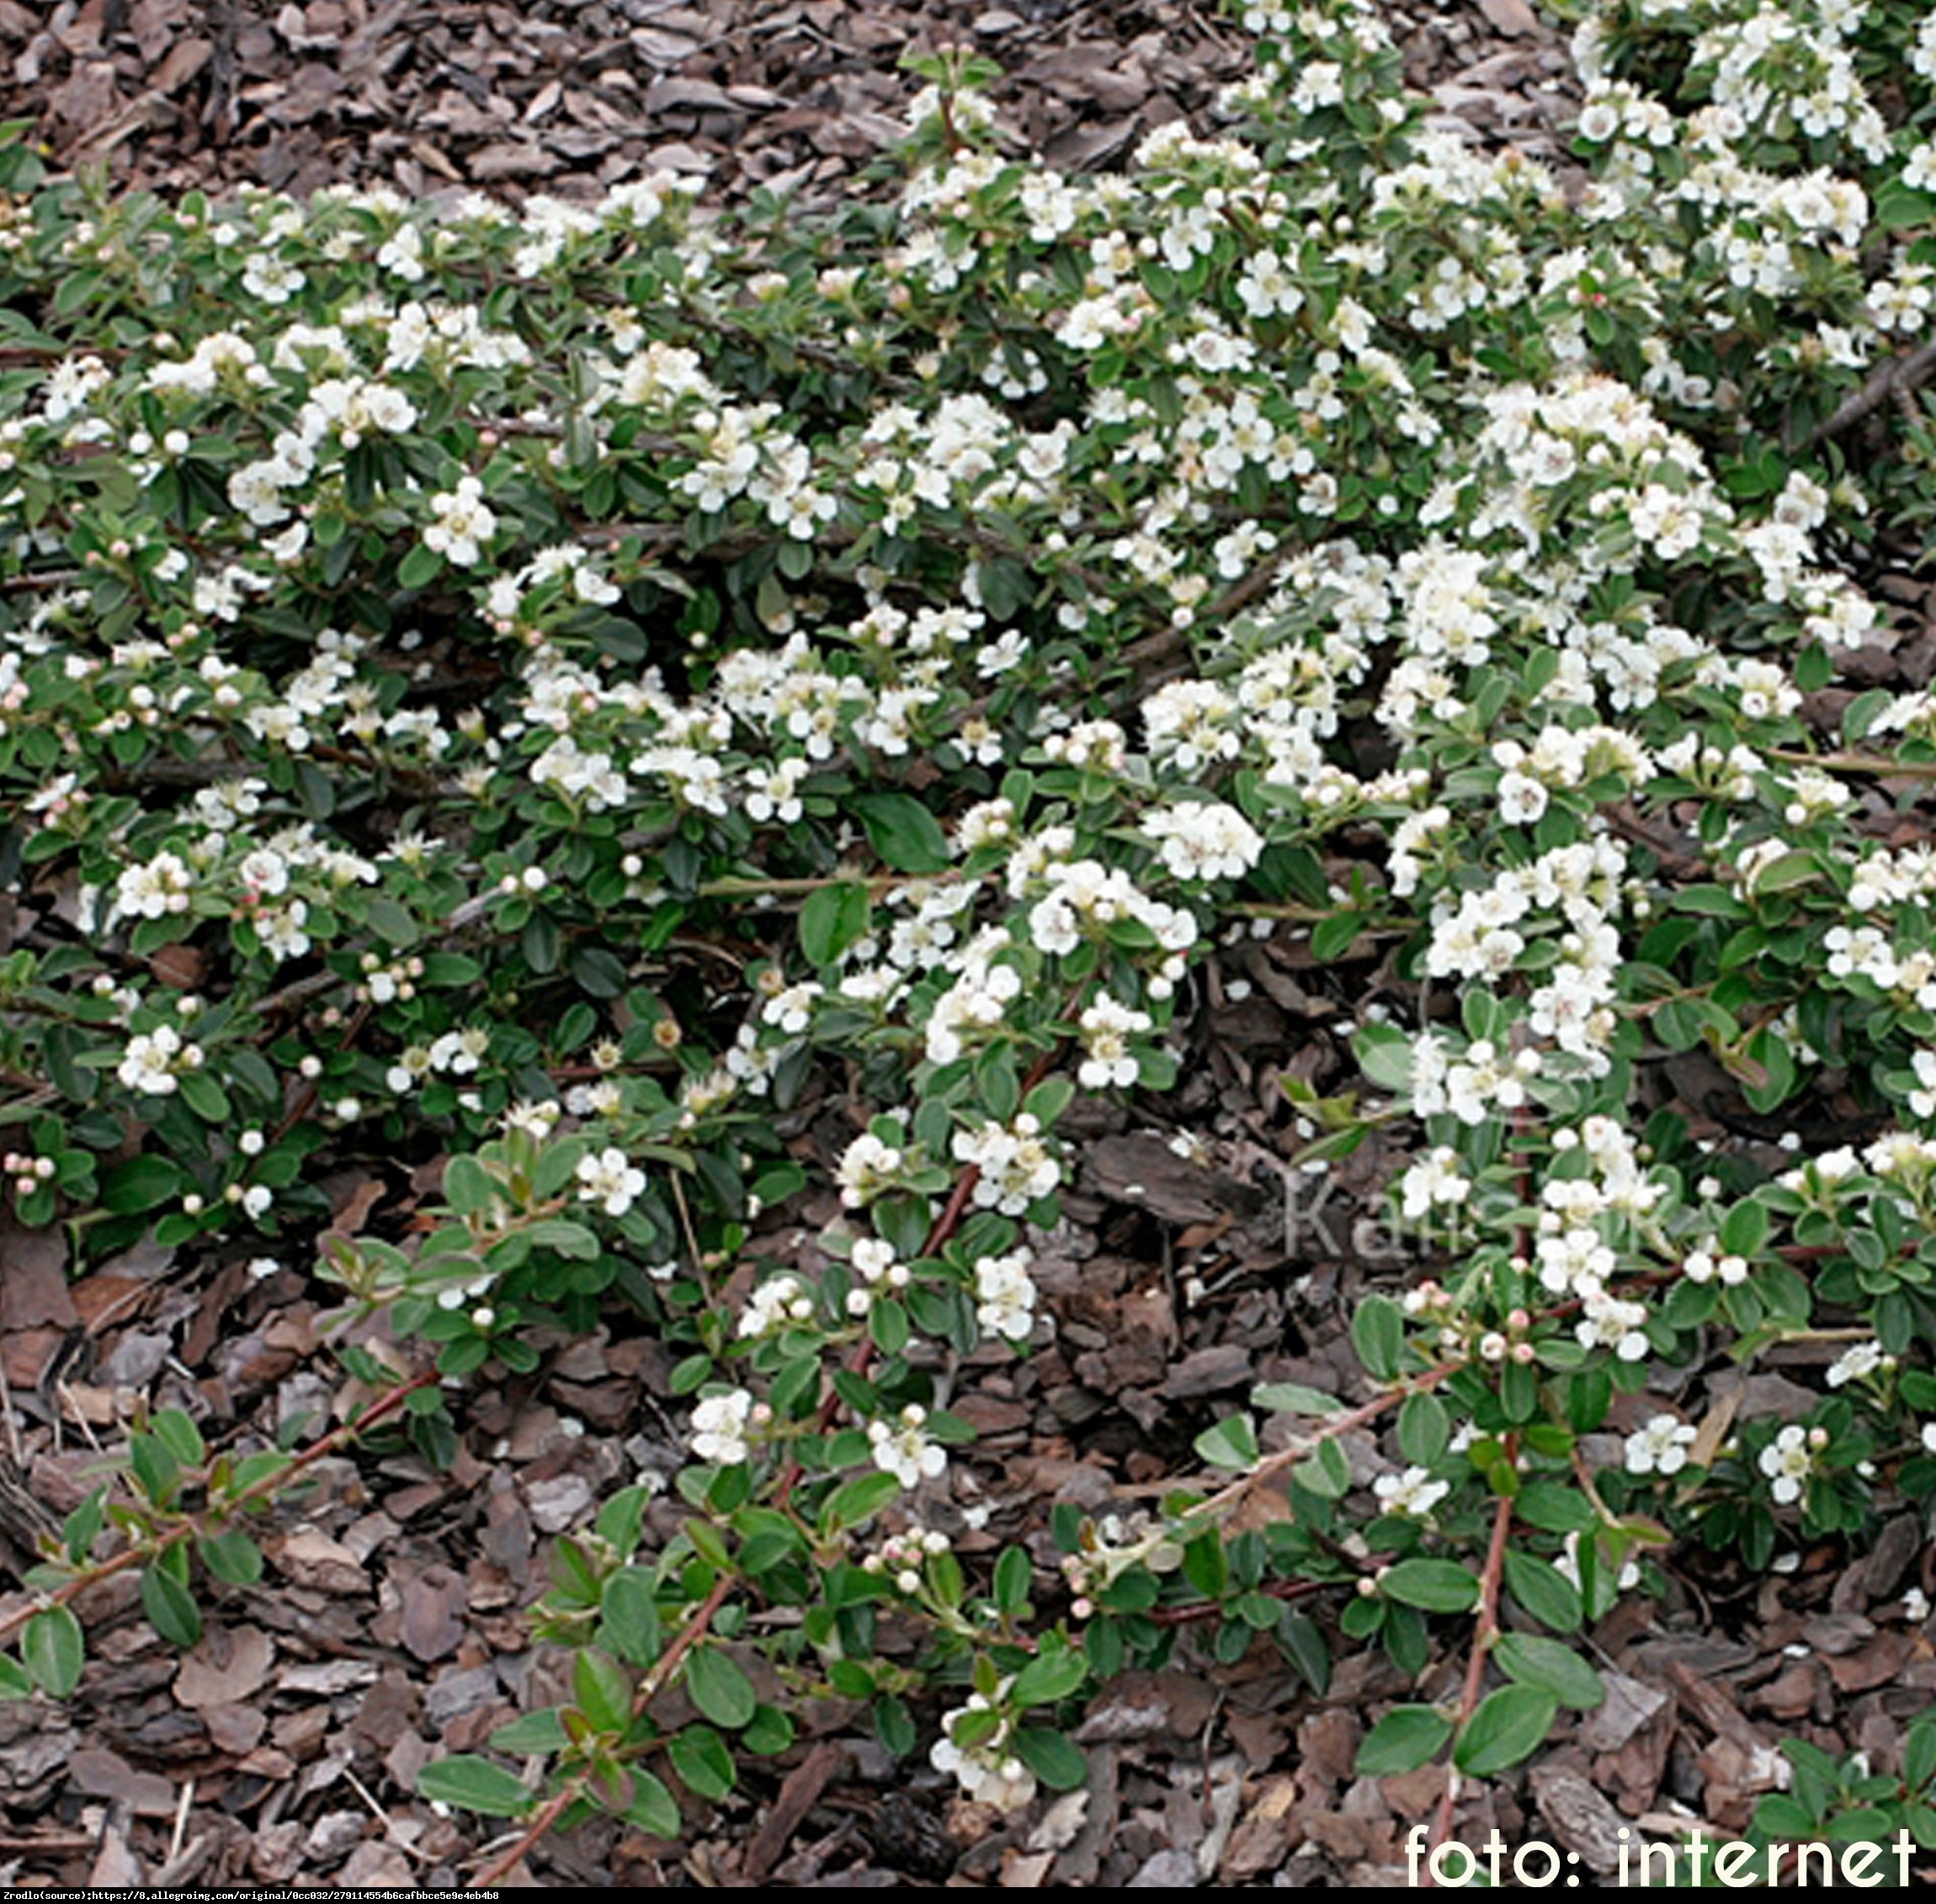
[4,0,1936,1867]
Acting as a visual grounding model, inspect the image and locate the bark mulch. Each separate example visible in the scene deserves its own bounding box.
[7,0,1936,1891]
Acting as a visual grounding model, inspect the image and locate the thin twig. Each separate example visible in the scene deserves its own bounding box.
[466,1572,734,1889]
[1803,338,1936,449]
[1767,747,1936,780]
[1422,1452,1515,1888]
[0,1365,435,1649]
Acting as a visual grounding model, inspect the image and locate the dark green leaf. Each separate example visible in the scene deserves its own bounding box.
[624,1769,683,1838]
[197,1530,264,1586]
[1502,1550,1582,1634]
[1380,1558,1479,1613]
[1455,1684,1557,1777]
[852,793,951,874]
[23,1606,84,1698]
[1354,1705,1452,1775]
[799,882,872,968]
[1194,1414,1258,1471]
[685,1647,758,1730]
[1011,1643,1087,1710]
[667,1724,736,1800]
[417,1755,535,1817]
[1493,1633,1604,1711]
[141,1564,202,1647]
[101,1154,183,1215]
[1352,1295,1404,1379]
[491,1709,572,1756]
[1013,1726,1088,1790]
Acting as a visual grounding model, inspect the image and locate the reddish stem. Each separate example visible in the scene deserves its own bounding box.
[0,1365,436,1648]
[1421,1437,1516,1887]
[467,1572,733,1889]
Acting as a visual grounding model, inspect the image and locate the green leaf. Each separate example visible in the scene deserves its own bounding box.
[993,1546,1033,1614]
[1353,1024,1414,1092]
[1194,1413,1259,1471]
[742,1705,795,1756]
[1720,1199,1768,1259]
[396,543,444,591]
[1396,1393,1450,1466]
[1493,1633,1604,1711]
[569,944,630,999]
[574,1647,634,1735]
[178,1069,231,1124]
[491,1709,572,1756]
[101,1154,184,1215]
[1745,851,1816,894]
[1013,1726,1088,1790]
[624,1768,683,1838]
[600,1567,662,1666]
[417,1755,536,1817]
[0,1656,31,1700]
[799,882,872,967]
[364,894,420,948]
[852,792,951,874]
[443,1154,495,1215]
[197,1530,263,1586]
[1455,1684,1557,1777]
[1354,1705,1453,1775]
[1253,1381,1343,1417]
[667,1724,737,1800]
[1311,912,1364,961]
[152,1409,205,1468]
[1380,1558,1480,1614]
[141,1564,203,1647]
[1012,1642,1088,1710]
[822,1470,902,1532]
[23,1605,84,1698]
[1502,1550,1582,1634]
[1514,1483,1595,1534]
[1907,1718,1936,1792]
[1352,1294,1404,1380]
[685,1647,758,1730]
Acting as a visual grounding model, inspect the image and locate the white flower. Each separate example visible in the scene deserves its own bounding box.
[868,1403,948,1487]
[576,1146,646,1217]
[1624,1414,1696,1478]
[1396,1147,1470,1222]
[116,852,194,921]
[1825,1340,1888,1389]
[1576,1292,1650,1362]
[689,1388,755,1465]
[1497,771,1549,826]
[1759,1425,1814,1505]
[1077,994,1151,1090]
[423,475,497,567]
[1374,1465,1449,1518]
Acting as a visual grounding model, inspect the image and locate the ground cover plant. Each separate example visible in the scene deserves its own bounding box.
[5,0,1936,1880]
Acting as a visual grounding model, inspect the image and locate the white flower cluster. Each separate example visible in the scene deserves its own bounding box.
[930,1687,1037,1813]
[973,1251,1040,1343]
[953,1114,1062,1216]
[689,1387,757,1466]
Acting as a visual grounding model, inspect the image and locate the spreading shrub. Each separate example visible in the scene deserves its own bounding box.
[6,0,1936,1866]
